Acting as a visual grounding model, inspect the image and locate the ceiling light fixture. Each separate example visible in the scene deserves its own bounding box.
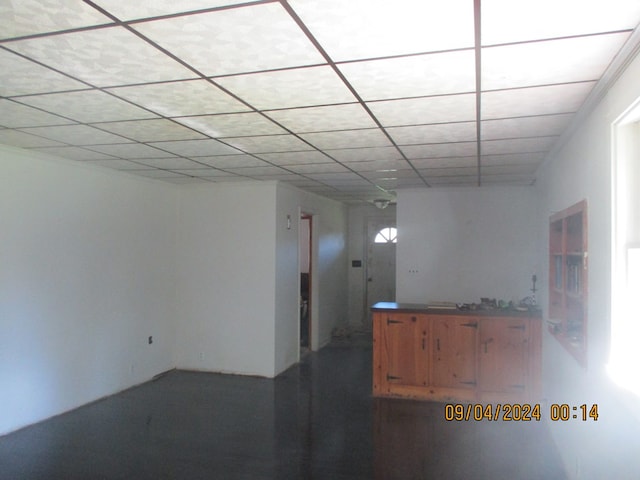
[373,199,390,209]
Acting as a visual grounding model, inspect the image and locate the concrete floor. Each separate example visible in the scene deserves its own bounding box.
[0,337,566,479]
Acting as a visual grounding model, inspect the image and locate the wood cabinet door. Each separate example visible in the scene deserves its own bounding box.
[380,313,429,388]
[478,318,529,395]
[431,316,478,389]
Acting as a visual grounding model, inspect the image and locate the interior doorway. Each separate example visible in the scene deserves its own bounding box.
[365,218,397,330]
[299,214,312,354]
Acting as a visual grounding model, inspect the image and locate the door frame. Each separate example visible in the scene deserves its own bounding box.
[364,215,397,326]
[299,213,312,354]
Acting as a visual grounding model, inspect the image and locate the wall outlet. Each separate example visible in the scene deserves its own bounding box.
[148,335,153,344]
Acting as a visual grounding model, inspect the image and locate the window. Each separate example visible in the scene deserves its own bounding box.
[374,227,397,244]
[609,100,640,397]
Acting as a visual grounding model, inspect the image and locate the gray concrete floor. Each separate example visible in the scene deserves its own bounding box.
[0,337,566,479]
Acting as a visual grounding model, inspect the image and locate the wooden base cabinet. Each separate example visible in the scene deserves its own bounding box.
[380,313,429,390]
[372,303,541,403]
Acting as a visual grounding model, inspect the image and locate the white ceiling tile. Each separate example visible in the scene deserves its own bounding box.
[481,114,573,140]
[33,146,118,161]
[16,90,158,123]
[339,50,476,101]
[481,164,538,175]
[107,80,250,116]
[326,146,404,163]
[0,100,74,127]
[481,137,557,155]
[257,151,332,166]
[0,49,88,96]
[175,113,286,137]
[7,27,195,87]
[85,159,148,170]
[361,168,418,180]
[19,125,130,145]
[0,129,64,148]
[87,144,175,159]
[223,165,291,176]
[134,158,208,169]
[217,66,356,110]
[205,176,255,183]
[304,172,364,182]
[421,167,478,178]
[180,169,237,178]
[412,157,477,169]
[130,169,186,179]
[482,33,630,90]
[368,94,477,127]
[482,0,640,45]
[93,0,248,20]
[481,174,535,184]
[195,155,269,169]
[223,135,313,154]
[401,142,477,159]
[286,163,349,174]
[147,139,241,157]
[0,0,633,197]
[0,0,113,39]
[481,153,546,166]
[289,0,475,61]
[93,119,205,142]
[329,183,378,192]
[134,4,324,76]
[388,122,477,145]
[257,173,310,182]
[265,104,376,133]
[301,129,391,150]
[342,159,412,171]
[427,176,477,186]
[482,82,596,119]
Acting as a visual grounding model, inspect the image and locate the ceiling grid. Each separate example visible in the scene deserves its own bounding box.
[1,0,640,202]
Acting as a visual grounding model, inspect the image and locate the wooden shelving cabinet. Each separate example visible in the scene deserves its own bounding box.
[372,303,542,403]
[548,200,588,366]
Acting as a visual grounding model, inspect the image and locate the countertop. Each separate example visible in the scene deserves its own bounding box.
[371,302,542,318]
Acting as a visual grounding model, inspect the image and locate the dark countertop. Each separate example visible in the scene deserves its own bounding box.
[371,302,542,318]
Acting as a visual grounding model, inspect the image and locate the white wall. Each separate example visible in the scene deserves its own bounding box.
[175,182,277,378]
[396,187,539,305]
[274,184,348,373]
[536,48,640,480]
[175,181,348,379]
[0,146,350,435]
[0,145,177,436]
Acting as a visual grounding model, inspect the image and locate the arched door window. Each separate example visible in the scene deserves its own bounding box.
[374,227,397,244]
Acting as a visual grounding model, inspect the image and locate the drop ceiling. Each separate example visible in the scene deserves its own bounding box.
[1,0,640,204]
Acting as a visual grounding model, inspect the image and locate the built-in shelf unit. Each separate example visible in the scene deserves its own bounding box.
[548,200,588,366]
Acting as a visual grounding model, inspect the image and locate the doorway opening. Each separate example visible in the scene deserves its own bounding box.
[300,214,312,355]
[365,218,397,330]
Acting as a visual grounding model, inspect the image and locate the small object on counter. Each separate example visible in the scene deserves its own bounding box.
[479,298,497,309]
[427,301,458,309]
[518,295,539,311]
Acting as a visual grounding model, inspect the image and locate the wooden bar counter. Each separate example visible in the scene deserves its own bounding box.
[371,302,542,403]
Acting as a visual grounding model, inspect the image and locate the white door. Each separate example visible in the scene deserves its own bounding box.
[365,219,397,329]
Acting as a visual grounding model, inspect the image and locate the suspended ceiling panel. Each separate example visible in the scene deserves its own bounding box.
[1,0,640,204]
